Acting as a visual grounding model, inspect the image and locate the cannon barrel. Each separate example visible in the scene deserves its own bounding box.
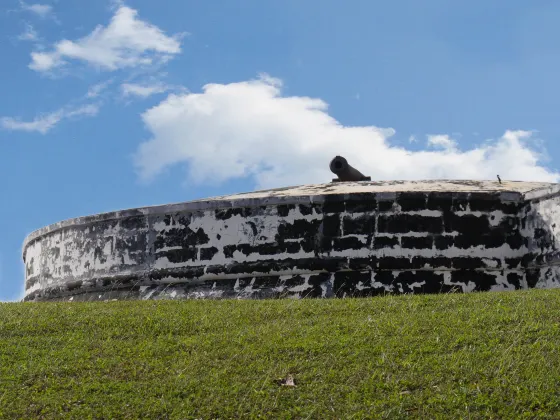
[329,156,371,182]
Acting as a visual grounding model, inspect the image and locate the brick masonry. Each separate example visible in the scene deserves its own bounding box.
[22,181,560,301]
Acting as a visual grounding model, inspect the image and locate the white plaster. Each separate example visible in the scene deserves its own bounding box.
[409,281,427,289]
[482,258,500,269]
[404,210,442,217]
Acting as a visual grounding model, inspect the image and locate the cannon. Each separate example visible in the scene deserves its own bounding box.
[329,156,371,182]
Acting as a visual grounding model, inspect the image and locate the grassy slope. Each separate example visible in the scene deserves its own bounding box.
[1,290,560,419]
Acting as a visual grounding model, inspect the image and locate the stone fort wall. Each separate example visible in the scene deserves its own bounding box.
[22,184,560,301]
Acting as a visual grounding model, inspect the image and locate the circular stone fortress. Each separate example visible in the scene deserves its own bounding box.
[22,158,560,302]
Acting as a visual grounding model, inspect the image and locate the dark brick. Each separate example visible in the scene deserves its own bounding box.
[333,236,365,251]
[506,272,523,289]
[184,227,210,246]
[215,207,248,220]
[302,273,332,298]
[397,193,427,211]
[345,194,377,213]
[236,244,253,256]
[373,270,395,286]
[162,248,197,263]
[276,204,295,217]
[298,204,313,216]
[333,271,371,297]
[426,192,453,211]
[255,243,281,255]
[154,228,182,250]
[501,201,521,215]
[434,235,454,250]
[393,271,449,294]
[506,233,525,250]
[452,257,489,270]
[480,232,506,249]
[411,256,452,269]
[378,257,413,270]
[283,275,307,288]
[452,193,470,211]
[322,196,345,213]
[322,215,341,237]
[495,215,519,230]
[282,241,302,254]
[343,215,374,235]
[348,257,375,271]
[525,268,539,288]
[374,236,399,249]
[469,193,501,212]
[313,236,333,254]
[505,258,522,269]
[450,270,498,292]
[200,246,219,261]
[223,245,236,259]
[444,213,489,235]
[378,200,395,212]
[454,234,483,249]
[277,219,321,240]
[401,236,433,249]
[378,214,443,234]
[295,257,348,272]
[299,236,316,253]
[533,228,552,249]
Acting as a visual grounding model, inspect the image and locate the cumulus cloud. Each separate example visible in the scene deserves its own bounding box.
[29,5,183,73]
[133,76,559,189]
[427,134,457,151]
[1,104,99,134]
[121,82,170,98]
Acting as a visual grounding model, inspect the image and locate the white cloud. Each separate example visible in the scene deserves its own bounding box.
[427,134,457,151]
[19,1,53,18]
[18,23,39,42]
[29,5,183,73]
[133,75,559,189]
[87,79,114,98]
[121,82,170,98]
[1,104,99,134]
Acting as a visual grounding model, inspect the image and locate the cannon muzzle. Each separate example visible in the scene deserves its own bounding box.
[329,156,371,182]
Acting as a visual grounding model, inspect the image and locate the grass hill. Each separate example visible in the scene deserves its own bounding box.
[1,289,560,419]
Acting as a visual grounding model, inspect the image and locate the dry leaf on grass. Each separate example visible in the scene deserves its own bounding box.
[276,374,297,387]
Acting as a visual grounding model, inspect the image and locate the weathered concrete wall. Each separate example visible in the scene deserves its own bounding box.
[521,190,560,289]
[22,181,560,301]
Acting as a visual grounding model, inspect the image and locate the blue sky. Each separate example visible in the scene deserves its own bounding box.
[2,0,560,301]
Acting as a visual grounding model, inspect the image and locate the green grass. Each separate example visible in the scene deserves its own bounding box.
[1,290,560,419]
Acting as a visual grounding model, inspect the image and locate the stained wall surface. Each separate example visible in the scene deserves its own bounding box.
[22,181,560,301]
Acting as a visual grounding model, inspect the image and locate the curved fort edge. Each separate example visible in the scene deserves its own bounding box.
[22,181,560,301]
